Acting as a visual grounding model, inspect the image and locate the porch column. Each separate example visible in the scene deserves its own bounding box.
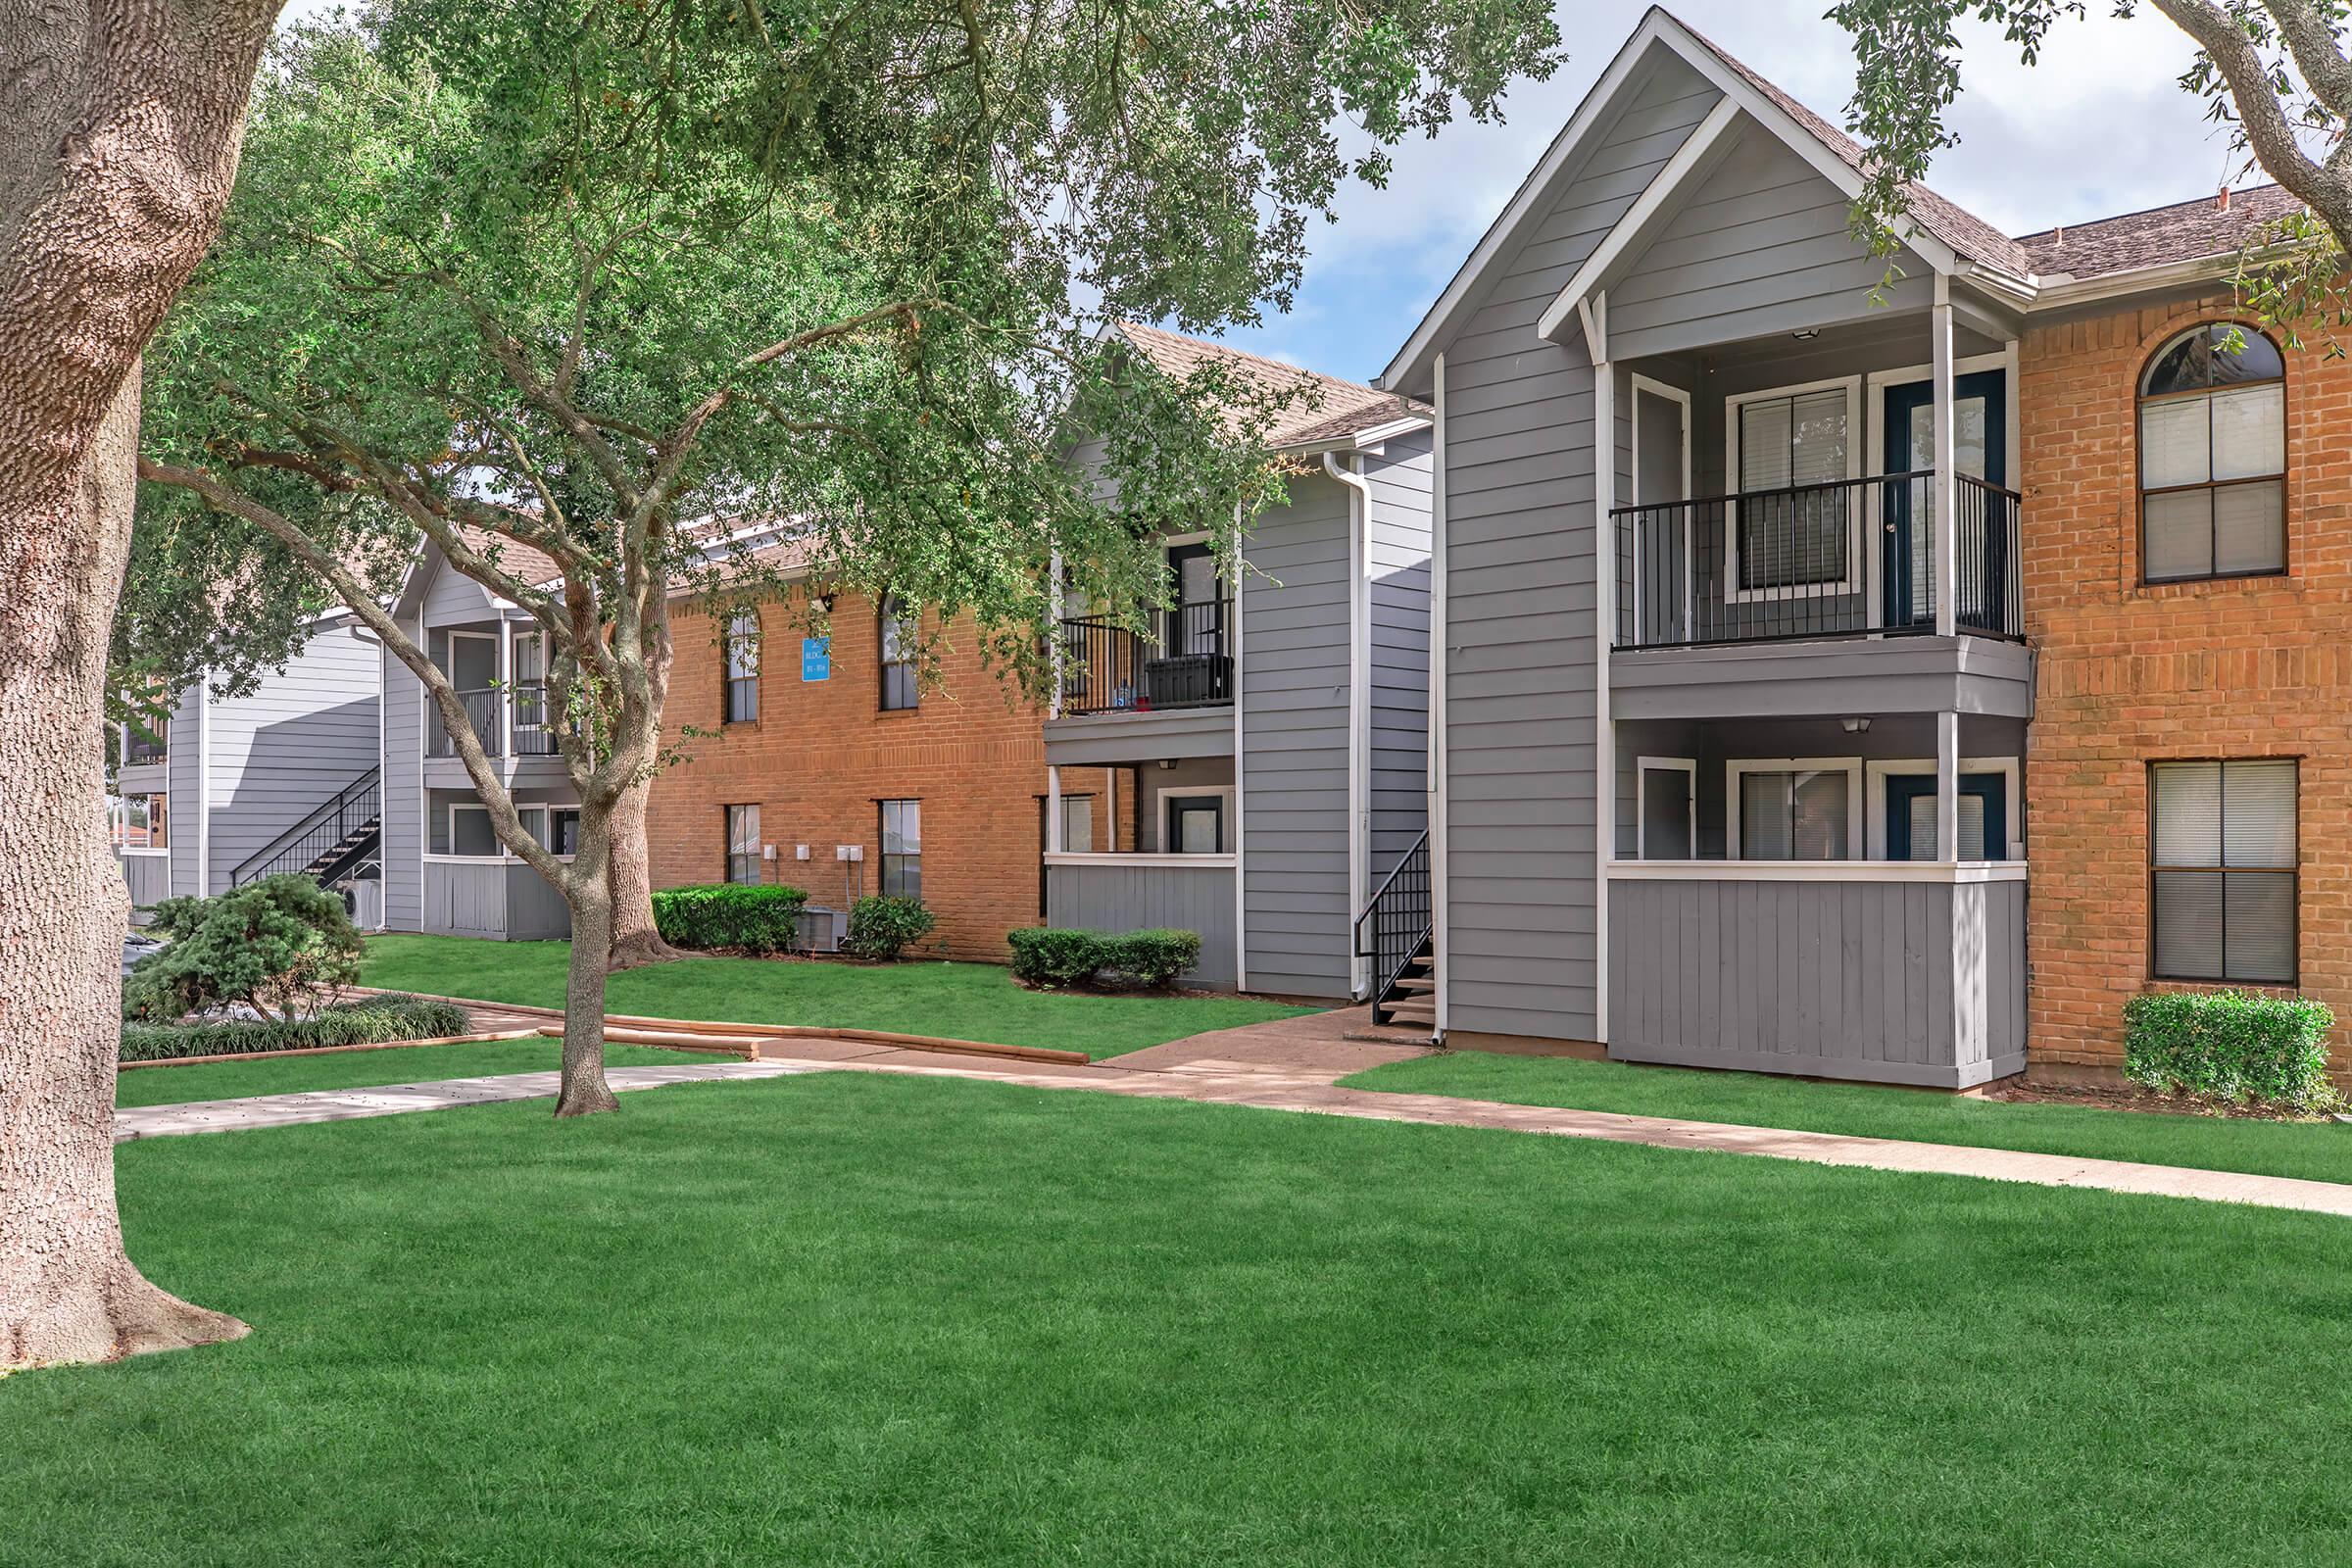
[1047,763,1064,855]
[1931,276,1957,638]
[1048,548,1064,720]
[1936,710,1960,863]
[498,619,514,758]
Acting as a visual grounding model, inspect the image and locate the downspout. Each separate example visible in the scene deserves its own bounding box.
[1429,353,1449,1043]
[1229,501,1248,993]
[1325,448,1373,999]
[193,673,213,897]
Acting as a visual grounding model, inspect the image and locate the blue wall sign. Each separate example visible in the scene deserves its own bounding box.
[801,636,831,681]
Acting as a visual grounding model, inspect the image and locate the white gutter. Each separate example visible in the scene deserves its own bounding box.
[193,672,212,897]
[1583,294,1612,1050]
[1325,449,1374,999]
[1229,501,1248,993]
[1428,353,1449,1042]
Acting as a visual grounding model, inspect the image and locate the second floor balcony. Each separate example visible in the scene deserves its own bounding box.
[1056,598,1233,717]
[429,682,562,759]
[1612,470,2022,650]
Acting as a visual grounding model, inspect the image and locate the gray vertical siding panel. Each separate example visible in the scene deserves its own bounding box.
[1365,430,1433,885]
[202,624,380,891]
[1244,473,1354,999]
[118,853,171,911]
[1441,52,1723,1042]
[1606,875,2017,1087]
[381,634,424,933]
[1048,863,1238,989]
[167,691,203,898]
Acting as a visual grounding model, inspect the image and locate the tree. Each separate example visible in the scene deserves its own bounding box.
[1837,0,2352,339]
[138,0,1565,1120]
[0,0,288,1371]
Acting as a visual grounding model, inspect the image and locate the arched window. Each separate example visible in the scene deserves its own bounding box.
[2139,323,2285,582]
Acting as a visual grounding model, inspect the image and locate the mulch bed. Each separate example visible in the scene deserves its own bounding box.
[1979,1077,2344,1124]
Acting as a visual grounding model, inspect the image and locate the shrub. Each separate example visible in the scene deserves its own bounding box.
[123,874,362,1024]
[844,895,935,960]
[1007,927,1201,991]
[652,883,808,954]
[2123,990,2338,1110]
[121,996,469,1062]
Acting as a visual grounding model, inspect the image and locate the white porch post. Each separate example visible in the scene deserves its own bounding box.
[1936,710,1960,863]
[1047,548,1064,721]
[1931,275,1958,639]
[1581,291,1613,1047]
[498,619,514,758]
[1047,763,1063,855]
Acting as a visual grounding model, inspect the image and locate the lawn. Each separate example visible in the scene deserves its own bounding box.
[1343,1048,2352,1187]
[10,1070,2352,1564]
[116,1038,695,1108]
[361,933,1314,1059]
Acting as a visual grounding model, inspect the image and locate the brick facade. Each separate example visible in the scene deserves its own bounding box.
[650,591,1123,963]
[2021,291,2352,1074]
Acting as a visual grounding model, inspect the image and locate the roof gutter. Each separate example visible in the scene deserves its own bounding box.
[1324,449,1374,1000]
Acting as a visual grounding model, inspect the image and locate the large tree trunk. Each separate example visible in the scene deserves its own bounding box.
[555,810,621,1117]
[0,0,278,1370]
[606,778,681,970]
[0,373,250,1368]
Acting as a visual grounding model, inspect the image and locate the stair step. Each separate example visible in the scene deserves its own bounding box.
[1390,976,1435,992]
[1384,999,1436,1020]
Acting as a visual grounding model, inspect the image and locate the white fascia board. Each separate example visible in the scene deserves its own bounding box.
[1536,96,1743,343]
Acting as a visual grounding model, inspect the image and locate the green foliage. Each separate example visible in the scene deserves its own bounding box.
[2123,990,2338,1111]
[1008,927,1201,991]
[120,996,468,1062]
[123,875,363,1024]
[651,883,809,955]
[843,896,936,961]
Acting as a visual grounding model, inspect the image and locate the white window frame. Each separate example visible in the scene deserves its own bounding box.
[1628,373,1694,645]
[1724,757,1865,860]
[437,801,568,860]
[1863,758,2023,862]
[114,792,171,856]
[1723,374,1864,604]
[1635,756,1697,861]
[1157,784,1237,856]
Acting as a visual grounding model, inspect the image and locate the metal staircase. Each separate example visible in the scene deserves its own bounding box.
[1353,830,1434,1033]
[231,766,382,888]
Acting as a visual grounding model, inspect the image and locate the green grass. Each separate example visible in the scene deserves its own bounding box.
[116,1039,696,1108]
[361,933,1313,1059]
[11,1070,2352,1564]
[1343,1048,2352,1187]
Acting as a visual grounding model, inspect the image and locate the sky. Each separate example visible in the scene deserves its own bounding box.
[1215,0,2258,384]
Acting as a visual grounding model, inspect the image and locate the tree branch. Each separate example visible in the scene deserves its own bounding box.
[2156,0,2352,241]
[2257,0,2352,121]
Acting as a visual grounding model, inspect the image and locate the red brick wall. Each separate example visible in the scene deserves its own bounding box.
[2021,291,2352,1074]
[650,591,1124,963]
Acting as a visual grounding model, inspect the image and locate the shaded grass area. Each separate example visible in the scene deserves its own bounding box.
[116,1039,693,1108]
[1342,1048,2352,1187]
[362,934,1313,1060]
[11,1071,2352,1564]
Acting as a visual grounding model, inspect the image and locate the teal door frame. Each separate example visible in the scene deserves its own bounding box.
[1885,772,2007,861]
[1882,368,2007,628]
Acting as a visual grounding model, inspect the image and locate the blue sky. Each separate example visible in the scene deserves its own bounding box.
[1214,0,2258,385]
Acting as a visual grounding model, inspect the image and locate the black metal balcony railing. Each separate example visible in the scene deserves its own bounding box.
[1057,598,1233,716]
[1612,470,2022,650]
[430,683,561,758]
[124,729,167,766]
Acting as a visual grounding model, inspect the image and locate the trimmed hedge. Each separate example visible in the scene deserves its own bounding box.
[1008,927,1201,991]
[653,883,808,954]
[2123,989,2338,1110]
[844,895,935,960]
[121,996,470,1063]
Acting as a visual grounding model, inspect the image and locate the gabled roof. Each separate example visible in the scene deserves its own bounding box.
[1115,321,1430,451]
[2017,183,2303,281]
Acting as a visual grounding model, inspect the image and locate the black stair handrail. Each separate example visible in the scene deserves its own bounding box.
[231,765,383,886]
[1353,830,1432,1027]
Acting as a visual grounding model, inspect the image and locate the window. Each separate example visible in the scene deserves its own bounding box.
[726,804,762,886]
[2139,324,2286,582]
[540,808,581,858]
[1729,761,1857,860]
[113,793,168,850]
[2150,760,2296,983]
[449,804,500,858]
[1060,795,1095,854]
[1729,381,1856,596]
[879,800,921,896]
[880,597,919,710]
[723,612,760,723]
[1165,794,1225,855]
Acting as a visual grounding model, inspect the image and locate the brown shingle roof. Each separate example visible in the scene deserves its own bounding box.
[1114,321,1431,450]
[2016,183,2305,280]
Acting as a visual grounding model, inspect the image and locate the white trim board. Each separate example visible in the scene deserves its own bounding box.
[1609,859,2028,883]
[1044,851,1237,870]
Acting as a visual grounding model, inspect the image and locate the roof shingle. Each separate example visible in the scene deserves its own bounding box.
[1114,321,1431,450]
[2016,183,2305,280]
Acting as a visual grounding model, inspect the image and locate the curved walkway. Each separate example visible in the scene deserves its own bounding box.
[114,1016,2352,1219]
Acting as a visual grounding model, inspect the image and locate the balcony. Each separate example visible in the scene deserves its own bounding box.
[1612,470,2021,650]
[1056,598,1233,717]
[429,682,562,759]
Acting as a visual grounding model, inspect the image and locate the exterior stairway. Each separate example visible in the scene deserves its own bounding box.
[231,766,383,888]
[1354,831,1436,1037]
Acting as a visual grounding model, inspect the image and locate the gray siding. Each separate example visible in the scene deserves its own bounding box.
[202,625,379,891]
[1366,430,1433,882]
[118,852,171,914]
[1607,873,2026,1087]
[1606,121,1933,362]
[421,860,571,941]
[167,690,204,898]
[1438,49,1722,1041]
[1242,471,1354,999]
[381,629,424,933]
[1044,706,1233,766]
[1046,862,1236,989]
